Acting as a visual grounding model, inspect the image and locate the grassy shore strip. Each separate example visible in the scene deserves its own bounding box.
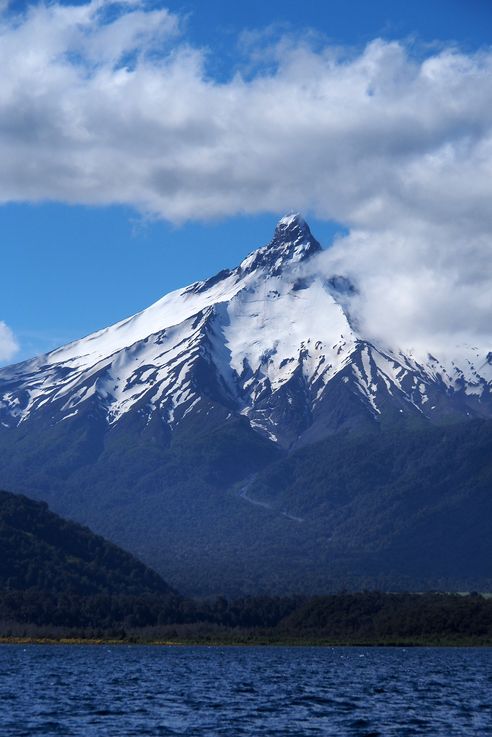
[1,636,492,647]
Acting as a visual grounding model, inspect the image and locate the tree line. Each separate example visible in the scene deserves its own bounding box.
[1,591,491,644]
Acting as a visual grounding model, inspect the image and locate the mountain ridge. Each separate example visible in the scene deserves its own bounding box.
[0,215,491,595]
[1,214,491,449]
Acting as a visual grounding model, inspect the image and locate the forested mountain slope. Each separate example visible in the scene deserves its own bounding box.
[0,490,174,596]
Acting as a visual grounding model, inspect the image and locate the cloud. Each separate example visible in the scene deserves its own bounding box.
[0,2,490,229]
[0,322,19,362]
[0,2,490,356]
[312,225,492,358]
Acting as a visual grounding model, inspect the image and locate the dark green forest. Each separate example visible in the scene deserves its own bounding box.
[0,489,491,645]
[0,490,174,596]
[2,590,492,645]
[1,416,492,596]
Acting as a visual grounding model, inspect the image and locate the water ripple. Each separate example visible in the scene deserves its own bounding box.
[0,646,491,736]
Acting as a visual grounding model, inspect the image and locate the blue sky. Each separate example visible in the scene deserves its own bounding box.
[1,0,492,362]
[167,0,492,53]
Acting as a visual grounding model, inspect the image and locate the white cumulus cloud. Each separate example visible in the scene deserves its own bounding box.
[313,224,492,359]
[0,2,490,229]
[0,322,19,362]
[0,1,490,357]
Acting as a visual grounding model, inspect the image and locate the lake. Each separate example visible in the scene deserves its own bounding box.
[1,645,491,735]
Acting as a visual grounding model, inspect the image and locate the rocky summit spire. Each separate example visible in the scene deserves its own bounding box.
[239,213,322,275]
[273,212,309,239]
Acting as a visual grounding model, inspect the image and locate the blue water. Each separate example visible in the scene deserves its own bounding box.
[1,646,491,736]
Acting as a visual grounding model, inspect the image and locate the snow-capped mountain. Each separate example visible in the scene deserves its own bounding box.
[1,214,491,448]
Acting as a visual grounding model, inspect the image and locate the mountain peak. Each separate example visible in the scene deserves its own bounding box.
[274,212,307,234]
[240,213,321,275]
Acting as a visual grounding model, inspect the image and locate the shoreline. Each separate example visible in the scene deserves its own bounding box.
[1,636,491,647]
